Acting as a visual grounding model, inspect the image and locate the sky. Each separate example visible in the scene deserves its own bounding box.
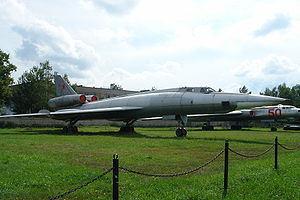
[1,0,300,93]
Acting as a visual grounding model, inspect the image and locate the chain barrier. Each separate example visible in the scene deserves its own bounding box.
[278,143,300,151]
[48,168,113,200]
[228,144,274,158]
[119,150,224,177]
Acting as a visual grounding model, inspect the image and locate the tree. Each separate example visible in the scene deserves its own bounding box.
[110,83,123,90]
[239,85,251,94]
[260,86,278,97]
[291,85,300,107]
[0,50,17,106]
[277,83,292,100]
[12,61,55,113]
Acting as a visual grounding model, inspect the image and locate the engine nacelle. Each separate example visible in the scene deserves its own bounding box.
[48,94,86,110]
[86,95,98,102]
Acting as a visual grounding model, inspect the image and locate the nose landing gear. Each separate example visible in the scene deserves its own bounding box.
[119,120,136,133]
[176,128,187,137]
[175,115,188,137]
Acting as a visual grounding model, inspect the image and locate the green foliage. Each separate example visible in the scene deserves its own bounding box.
[11,61,55,113]
[239,85,251,94]
[110,83,123,90]
[0,49,17,106]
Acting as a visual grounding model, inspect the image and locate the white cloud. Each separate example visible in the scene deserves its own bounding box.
[234,55,297,77]
[233,55,300,93]
[151,61,182,72]
[1,0,300,93]
[254,13,291,37]
[1,0,103,78]
[80,0,139,15]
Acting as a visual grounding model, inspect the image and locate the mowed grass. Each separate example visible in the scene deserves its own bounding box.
[0,126,299,200]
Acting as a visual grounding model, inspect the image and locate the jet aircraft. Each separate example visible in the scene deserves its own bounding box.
[186,104,300,131]
[0,75,287,136]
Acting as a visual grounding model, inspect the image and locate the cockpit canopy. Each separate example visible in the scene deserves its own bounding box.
[139,87,217,94]
[179,87,216,94]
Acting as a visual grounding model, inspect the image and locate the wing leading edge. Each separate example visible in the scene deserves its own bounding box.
[0,106,143,121]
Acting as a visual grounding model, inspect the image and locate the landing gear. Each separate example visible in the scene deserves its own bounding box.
[231,125,242,130]
[63,120,78,134]
[175,115,188,137]
[62,125,78,134]
[176,128,187,137]
[119,126,135,133]
[271,127,277,132]
[202,125,214,131]
[119,120,136,133]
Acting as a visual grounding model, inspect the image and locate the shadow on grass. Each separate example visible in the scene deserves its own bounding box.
[0,128,275,145]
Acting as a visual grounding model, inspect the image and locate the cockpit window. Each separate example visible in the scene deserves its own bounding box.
[183,87,216,94]
[206,87,216,93]
[200,88,206,93]
[186,88,195,92]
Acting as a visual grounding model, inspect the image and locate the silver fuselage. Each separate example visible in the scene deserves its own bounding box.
[52,89,286,121]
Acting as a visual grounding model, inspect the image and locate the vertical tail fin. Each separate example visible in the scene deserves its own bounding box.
[54,75,77,96]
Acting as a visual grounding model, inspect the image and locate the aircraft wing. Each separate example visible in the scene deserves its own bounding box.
[140,110,244,122]
[0,106,143,121]
[187,110,244,121]
[0,112,50,118]
[50,106,143,120]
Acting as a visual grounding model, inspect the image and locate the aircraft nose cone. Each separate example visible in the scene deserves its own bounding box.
[260,95,287,103]
[236,94,287,109]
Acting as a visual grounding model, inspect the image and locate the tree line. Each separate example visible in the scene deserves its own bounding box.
[0,49,74,114]
[1,49,300,114]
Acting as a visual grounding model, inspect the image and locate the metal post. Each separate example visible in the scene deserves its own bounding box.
[113,154,119,200]
[275,137,278,170]
[224,140,229,191]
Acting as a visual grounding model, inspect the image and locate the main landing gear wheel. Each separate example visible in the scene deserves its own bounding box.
[176,128,187,137]
[231,125,242,130]
[119,126,135,133]
[271,127,277,132]
[202,125,214,131]
[63,126,78,134]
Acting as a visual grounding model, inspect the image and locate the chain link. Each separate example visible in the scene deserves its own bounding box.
[48,168,113,200]
[120,150,224,177]
[228,144,274,158]
[278,143,300,150]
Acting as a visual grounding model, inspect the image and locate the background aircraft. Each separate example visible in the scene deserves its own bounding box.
[0,75,286,136]
[186,104,300,131]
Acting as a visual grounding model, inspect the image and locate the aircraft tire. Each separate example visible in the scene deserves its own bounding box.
[72,126,78,134]
[182,128,187,136]
[271,127,277,132]
[129,126,135,133]
[231,125,242,130]
[176,128,184,137]
[120,126,135,133]
[120,126,126,132]
[63,126,68,133]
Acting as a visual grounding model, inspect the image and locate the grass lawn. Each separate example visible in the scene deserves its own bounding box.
[0,126,299,199]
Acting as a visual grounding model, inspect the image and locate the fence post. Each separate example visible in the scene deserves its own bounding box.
[113,154,119,200]
[275,136,278,170]
[224,140,229,191]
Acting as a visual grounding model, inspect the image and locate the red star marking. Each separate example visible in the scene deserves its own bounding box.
[61,84,65,89]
